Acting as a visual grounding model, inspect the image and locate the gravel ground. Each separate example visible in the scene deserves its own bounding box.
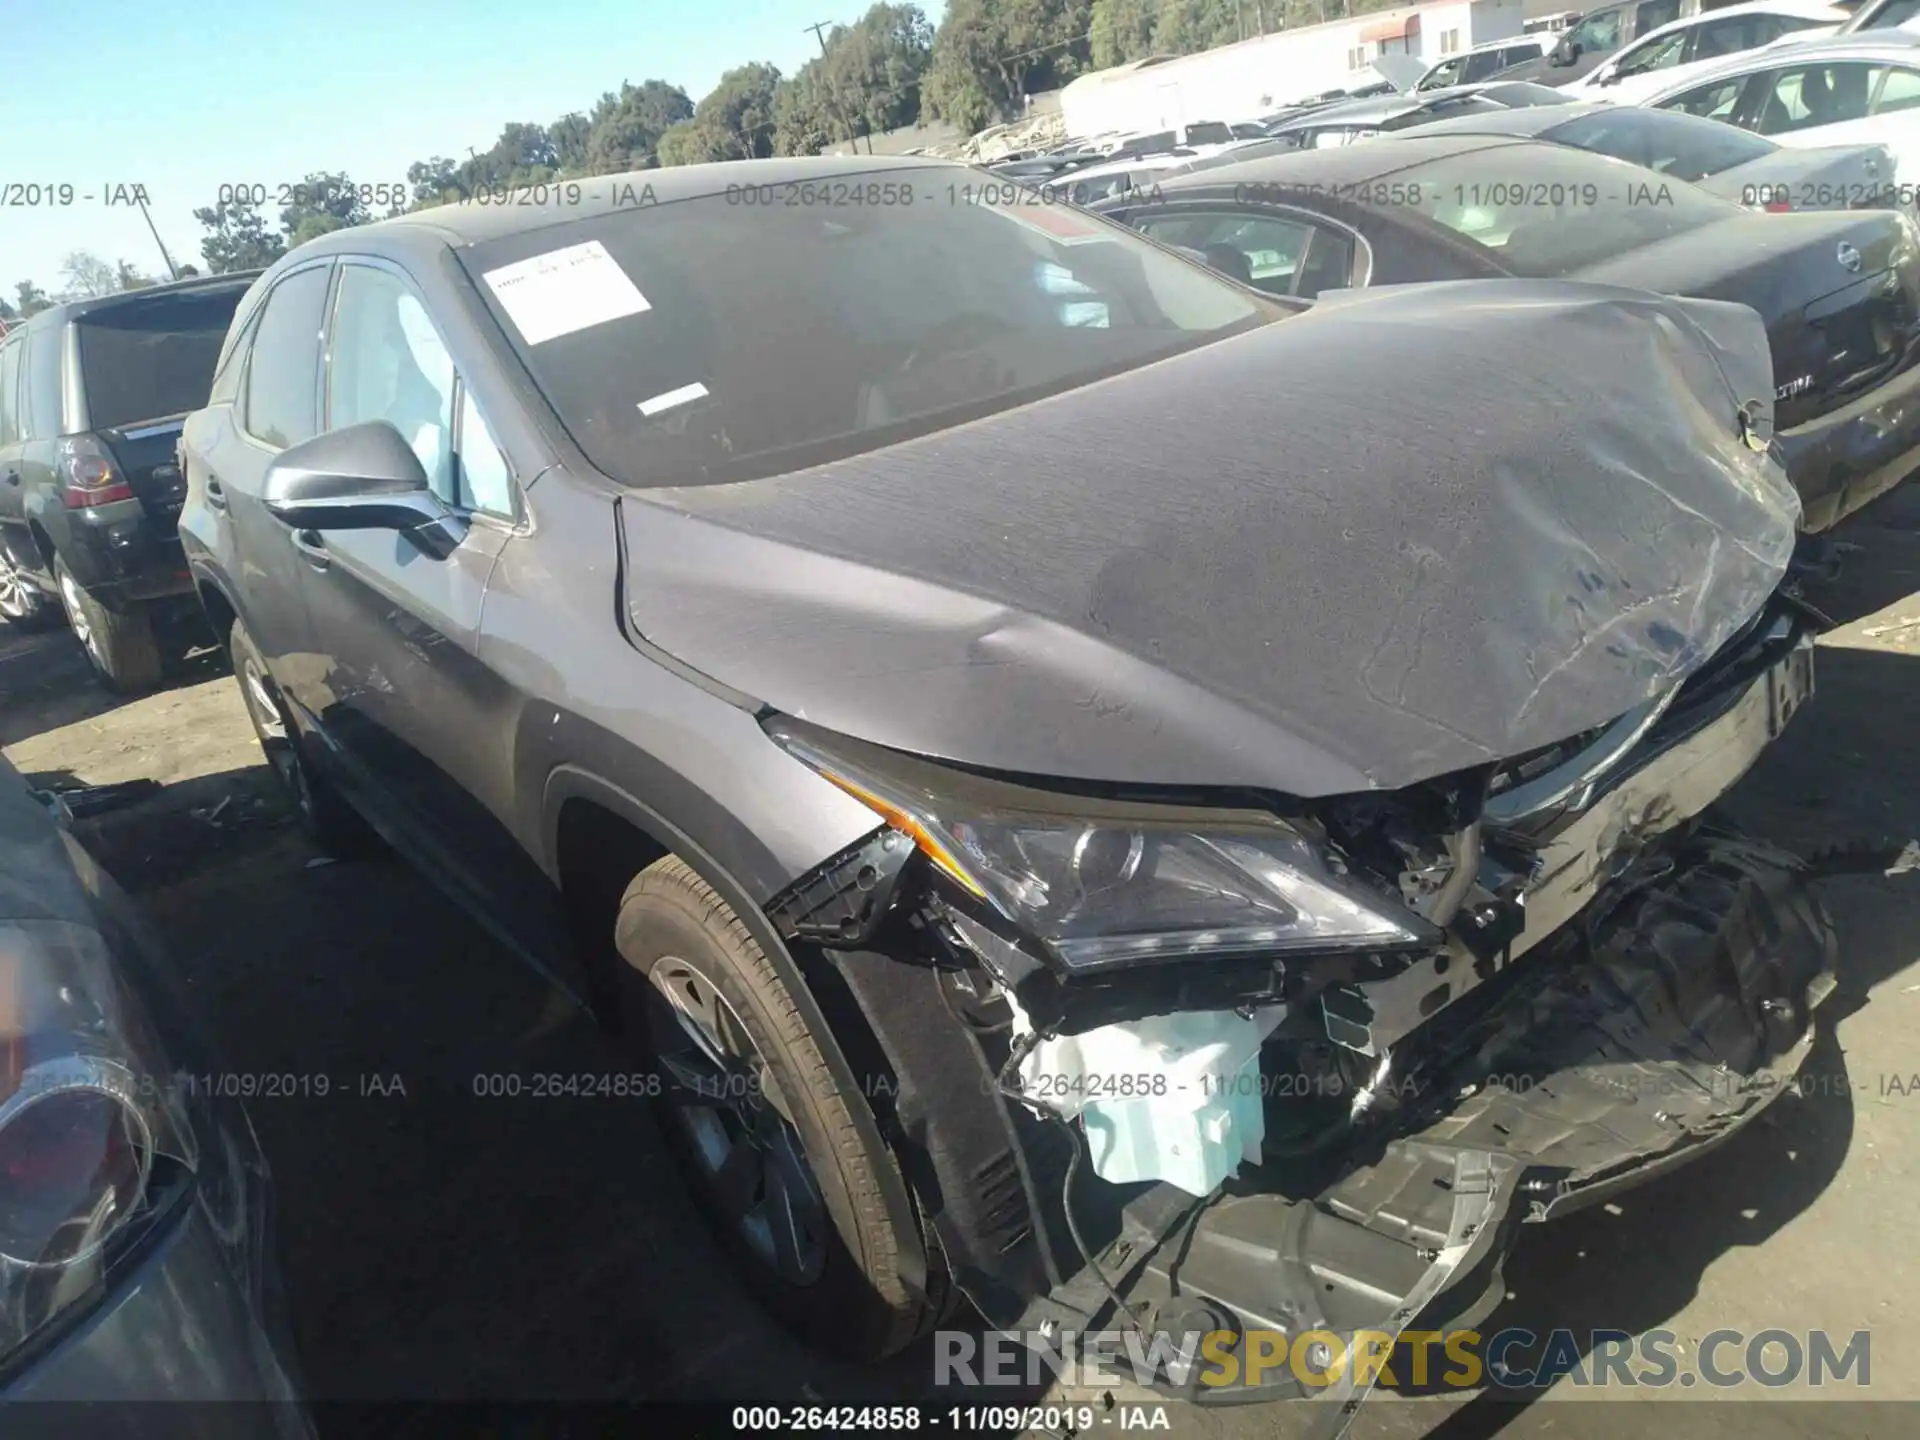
[2,490,1918,1438]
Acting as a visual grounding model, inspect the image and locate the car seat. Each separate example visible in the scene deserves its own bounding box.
[1201,243,1256,286]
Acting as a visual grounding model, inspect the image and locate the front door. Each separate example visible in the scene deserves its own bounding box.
[292,258,566,971]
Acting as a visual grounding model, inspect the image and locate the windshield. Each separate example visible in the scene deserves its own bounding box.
[1564,7,1626,53]
[1544,106,1776,180]
[1853,0,1920,26]
[1393,143,1731,273]
[461,171,1271,487]
[73,286,248,430]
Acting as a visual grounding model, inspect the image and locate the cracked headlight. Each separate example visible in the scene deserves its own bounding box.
[1,919,198,1364]
[771,721,1432,971]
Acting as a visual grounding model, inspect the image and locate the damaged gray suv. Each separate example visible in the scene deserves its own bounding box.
[176,157,1835,1414]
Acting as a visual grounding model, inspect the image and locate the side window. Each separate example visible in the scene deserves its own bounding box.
[1133,211,1320,297]
[1421,56,1469,89]
[1292,228,1358,299]
[1571,7,1627,51]
[25,332,59,439]
[1462,51,1500,82]
[1635,0,1682,35]
[1659,74,1753,118]
[454,389,514,517]
[1691,13,1796,61]
[0,338,20,444]
[208,307,261,407]
[1615,30,1689,77]
[1751,62,1878,134]
[1873,66,1920,113]
[244,266,332,450]
[326,265,458,504]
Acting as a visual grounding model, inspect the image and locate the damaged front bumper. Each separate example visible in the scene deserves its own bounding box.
[1049,829,1835,1414]
[790,610,1833,1426]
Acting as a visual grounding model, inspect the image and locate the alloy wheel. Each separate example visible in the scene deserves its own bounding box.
[238,655,315,820]
[0,549,29,619]
[646,957,829,1286]
[56,569,101,666]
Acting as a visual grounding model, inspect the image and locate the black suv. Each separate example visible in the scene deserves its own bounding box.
[0,273,256,688]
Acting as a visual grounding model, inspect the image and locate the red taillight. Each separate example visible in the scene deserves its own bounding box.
[56,435,134,509]
[1764,201,1793,214]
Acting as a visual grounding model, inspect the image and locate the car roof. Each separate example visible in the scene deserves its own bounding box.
[1395,99,1620,140]
[1158,132,1534,192]
[1641,26,1920,96]
[1457,32,1546,52]
[14,269,260,332]
[1265,81,1567,131]
[293,156,967,258]
[1628,0,1844,46]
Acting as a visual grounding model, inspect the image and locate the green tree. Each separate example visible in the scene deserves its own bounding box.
[13,282,52,317]
[408,156,467,209]
[1089,0,1160,66]
[582,79,696,173]
[922,0,1090,132]
[1151,0,1244,55]
[57,251,123,300]
[279,171,371,247]
[116,260,157,291]
[193,194,288,273]
[548,112,594,174]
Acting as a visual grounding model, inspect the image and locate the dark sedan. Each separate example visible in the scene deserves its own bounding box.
[0,758,307,1434]
[178,156,1831,1418]
[1098,133,1920,530]
[1407,98,1895,210]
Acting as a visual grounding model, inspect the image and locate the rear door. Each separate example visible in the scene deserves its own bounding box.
[71,284,247,533]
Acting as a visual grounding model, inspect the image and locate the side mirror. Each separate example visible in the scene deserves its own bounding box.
[1552,37,1580,64]
[262,420,464,559]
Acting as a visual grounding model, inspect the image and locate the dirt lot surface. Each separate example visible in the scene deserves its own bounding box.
[4,491,1920,1438]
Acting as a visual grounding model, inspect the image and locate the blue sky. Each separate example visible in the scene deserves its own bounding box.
[1,0,931,296]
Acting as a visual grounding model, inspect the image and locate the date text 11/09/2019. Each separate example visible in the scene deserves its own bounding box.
[729,1405,1171,1431]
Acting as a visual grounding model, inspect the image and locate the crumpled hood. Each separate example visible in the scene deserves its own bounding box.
[622,279,1799,796]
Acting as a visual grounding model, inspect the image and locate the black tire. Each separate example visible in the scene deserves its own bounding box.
[616,857,932,1361]
[228,618,380,856]
[0,543,59,630]
[53,556,161,691]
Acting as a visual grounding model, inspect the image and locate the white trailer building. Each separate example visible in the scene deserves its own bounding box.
[1059,0,1528,136]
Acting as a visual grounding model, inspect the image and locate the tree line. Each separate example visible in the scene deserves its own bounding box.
[4,0,1399,308]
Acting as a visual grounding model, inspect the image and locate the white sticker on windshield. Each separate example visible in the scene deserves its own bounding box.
[482,240,650,345]
[637,381,710,417]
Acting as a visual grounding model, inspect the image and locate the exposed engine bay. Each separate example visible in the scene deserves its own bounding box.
[762,584,1837,1419]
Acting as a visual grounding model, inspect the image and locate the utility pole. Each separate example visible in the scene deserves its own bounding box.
[805,19,868,154]
[134,192,180,281]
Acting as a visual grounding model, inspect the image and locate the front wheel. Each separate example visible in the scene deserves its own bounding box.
[616,857,934,1360]
[228,618,378,856]
[54,557,160,690]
